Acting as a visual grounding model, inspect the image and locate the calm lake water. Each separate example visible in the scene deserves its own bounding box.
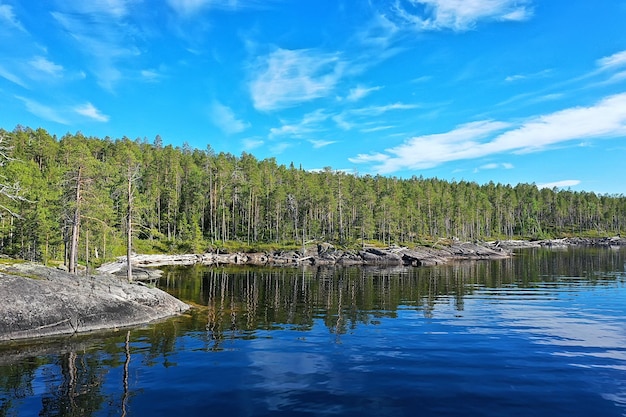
[1,247,626,416]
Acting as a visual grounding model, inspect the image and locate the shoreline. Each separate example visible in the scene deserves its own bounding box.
[2,236,622,342]
[98,236,626,276]
[97,240,511,277]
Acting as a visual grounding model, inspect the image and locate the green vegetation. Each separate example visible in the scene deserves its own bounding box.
[1,126,625,267]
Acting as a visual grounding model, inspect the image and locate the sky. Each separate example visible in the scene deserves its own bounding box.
[1,0,626,195]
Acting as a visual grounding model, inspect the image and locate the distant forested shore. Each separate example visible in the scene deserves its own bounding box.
[1,126,625,269]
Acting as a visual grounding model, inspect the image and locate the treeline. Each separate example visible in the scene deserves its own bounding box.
[0,126,625,265]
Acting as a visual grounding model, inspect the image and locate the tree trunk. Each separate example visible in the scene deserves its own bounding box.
[69,166,81,275]
[127,169,133,283]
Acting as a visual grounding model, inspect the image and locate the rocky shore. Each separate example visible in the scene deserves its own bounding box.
[3,236,622,342]
[0,262,189,342]
[485,236,626,250]
[97,236,626,277]
[98,241,511,277]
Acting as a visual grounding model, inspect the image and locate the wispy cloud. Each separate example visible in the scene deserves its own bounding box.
[537,180,581,189]
[389,0,533,32]
[167,0,207,15]
[361,125,394,133]
[242,137,264,150]
[354,12,399,48]
[50,1,141,90]
[350,93,626,173]
[0,65,28,88]
[474,162,514,172]
[349,102,420,116]
[167,0,275,16]
[249,48,345,111]
[0,3,25,32]
[15,96,68,124]
[345,85,381,102]
[309,139,336,149]
[505,69,551,82]
[332,102,420,131]
[210,101,249,134]
[269,109,330,138]
[596,50,626,71]
[74,102,110,122]
[71,0,131,18]
[140,69,164,83]
[29,56,64,77]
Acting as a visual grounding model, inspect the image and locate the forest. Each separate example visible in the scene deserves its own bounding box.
[1,126,625,268]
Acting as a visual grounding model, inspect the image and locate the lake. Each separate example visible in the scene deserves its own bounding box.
[1,247,626,416]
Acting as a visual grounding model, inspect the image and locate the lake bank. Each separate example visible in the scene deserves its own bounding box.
[485,236,626,249]
[0,262,190,342]
[97,241,511,277]
[3,237,622,342]
[98,236,626,277]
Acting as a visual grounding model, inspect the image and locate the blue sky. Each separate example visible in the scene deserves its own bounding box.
[1,1,626,194]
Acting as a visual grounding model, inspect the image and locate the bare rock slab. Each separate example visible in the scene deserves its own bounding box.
[0,263,189,342]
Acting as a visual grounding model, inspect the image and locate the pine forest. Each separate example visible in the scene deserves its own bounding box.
[1,126,625,267]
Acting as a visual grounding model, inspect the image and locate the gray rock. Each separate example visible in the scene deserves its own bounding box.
[0,263,189,342]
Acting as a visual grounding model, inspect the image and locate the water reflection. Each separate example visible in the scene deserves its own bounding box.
[0,319,186,417]
[159,247,626,344]
[0,247,625,417]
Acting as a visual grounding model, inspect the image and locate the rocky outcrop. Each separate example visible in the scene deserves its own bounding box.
[98,241,511,276]
[486,236,626,250]
[0,263,189,342]
[98,236,626,275]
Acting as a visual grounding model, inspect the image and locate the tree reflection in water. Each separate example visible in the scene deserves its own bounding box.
[161,247,625,347]
[0,247,624,416]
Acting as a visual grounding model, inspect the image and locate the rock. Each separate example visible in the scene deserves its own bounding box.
[0,263,189,342]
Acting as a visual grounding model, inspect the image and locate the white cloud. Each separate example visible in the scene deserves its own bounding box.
[346,85,381,102]
[361,125,394,133]
[74,102,110,122]
[50,3,140,90]
[332,114,353,131]
[29,56,64,76]
[64,0,132,18]
[242,138,264,150]
[269,110,330,138]
[490,94,626,153]
[249,48,345,111]
[349,102,420,116]
[0,3,25,32]
[597,50,626,71]
[504,69,551,83]
[390,0,533,32]
[16,96,68,124]
[605,71,626,84]
[478,162,513,170]
[167,0,211,16]
[537,180,581,189]
[168,0,277,16]
[350,93,626,173]
[309,139,336,149]
[210,101,248,134]
[0,65,28,88]
[141,69,163,83]
[333,103,420,132]
[505,74,526,82]
[355,12,399,48]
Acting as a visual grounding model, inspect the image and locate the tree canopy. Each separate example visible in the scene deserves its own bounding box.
[1,126,624,267]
